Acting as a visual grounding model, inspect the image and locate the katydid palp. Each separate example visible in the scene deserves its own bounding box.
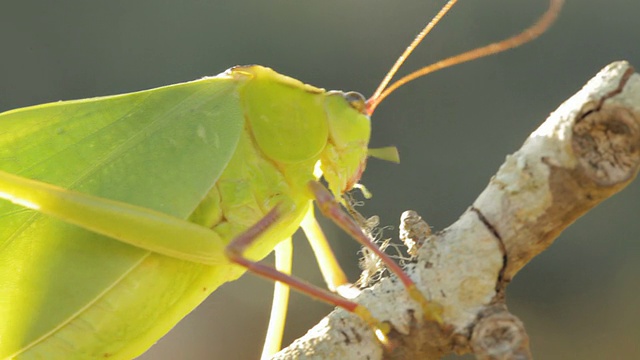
[0,1,563,358]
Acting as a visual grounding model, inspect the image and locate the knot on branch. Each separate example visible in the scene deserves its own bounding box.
[470,305,531,360]
[573,105,640,186]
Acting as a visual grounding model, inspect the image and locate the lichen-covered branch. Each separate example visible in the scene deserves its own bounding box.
[273,61,640,360]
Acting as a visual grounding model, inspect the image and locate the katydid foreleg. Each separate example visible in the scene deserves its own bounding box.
[308,180,443,323]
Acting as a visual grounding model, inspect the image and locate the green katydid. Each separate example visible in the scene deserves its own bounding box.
[0,1,563,359]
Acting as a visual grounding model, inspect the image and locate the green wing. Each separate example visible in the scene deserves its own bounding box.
[0,75,243,358]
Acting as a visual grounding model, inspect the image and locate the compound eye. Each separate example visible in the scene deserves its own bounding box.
[343,91,366,113]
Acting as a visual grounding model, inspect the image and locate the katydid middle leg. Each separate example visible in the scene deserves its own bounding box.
[260,238,293,360]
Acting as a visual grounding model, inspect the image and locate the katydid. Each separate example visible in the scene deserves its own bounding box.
[0,1,563,359]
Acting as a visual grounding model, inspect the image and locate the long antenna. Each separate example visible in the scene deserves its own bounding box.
[365,0,564,115]
[369,0,458,103]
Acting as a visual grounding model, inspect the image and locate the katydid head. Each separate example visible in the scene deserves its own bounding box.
[320,90,371,198]
[320,91,401,198]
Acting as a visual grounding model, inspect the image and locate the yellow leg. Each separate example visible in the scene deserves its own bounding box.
[260,237,293,360]
[301,206,348,292]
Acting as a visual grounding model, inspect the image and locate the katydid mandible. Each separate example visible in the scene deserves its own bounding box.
[0,1,563,358]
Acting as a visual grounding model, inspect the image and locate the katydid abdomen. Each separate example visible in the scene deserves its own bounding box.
[0,66,370,359]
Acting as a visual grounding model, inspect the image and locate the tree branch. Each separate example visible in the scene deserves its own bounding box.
[273,61,640,359]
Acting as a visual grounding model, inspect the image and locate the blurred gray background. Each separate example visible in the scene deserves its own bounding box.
[1,1,638,359]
